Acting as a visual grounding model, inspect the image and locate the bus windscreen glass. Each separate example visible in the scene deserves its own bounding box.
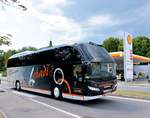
[79,43,114,63]
[90,62,116,77]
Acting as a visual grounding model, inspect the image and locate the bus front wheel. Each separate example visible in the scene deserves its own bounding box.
[15,81,21,91]
[52,86,62,100]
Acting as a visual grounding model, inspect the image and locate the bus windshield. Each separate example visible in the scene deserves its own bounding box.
[78,43,116,78]
[79,43,114,63]
[91,62,116,77]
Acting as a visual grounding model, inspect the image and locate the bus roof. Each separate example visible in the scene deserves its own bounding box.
[8,42,106,60]
[8,43,75,59]
[9,51,34,59]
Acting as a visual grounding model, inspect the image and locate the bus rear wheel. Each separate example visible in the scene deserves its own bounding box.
[52,86,62,100]
[15,81,21,91]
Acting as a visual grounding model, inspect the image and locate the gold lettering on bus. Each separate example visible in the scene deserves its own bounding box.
[32,65,52,79]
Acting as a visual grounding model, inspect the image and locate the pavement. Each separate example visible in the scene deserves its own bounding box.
[0,77,9,91]
[0,78,150,118]
[0,91,72,118]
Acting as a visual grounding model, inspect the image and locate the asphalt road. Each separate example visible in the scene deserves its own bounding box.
[0,81,150,118]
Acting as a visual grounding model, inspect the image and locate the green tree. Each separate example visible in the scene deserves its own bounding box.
[3,50,17,65]
[0,46,37,72]
[0,49,17,74]
[17,46,37,53]
[103,36,150,57]
[146,51,150,58]
[102,37,120,52]
[0,50,5,71]
[133,36,150,57]
[0,0,27,11]
[0,34,12,72]
[0,34,12,46]
[118,39,123,51]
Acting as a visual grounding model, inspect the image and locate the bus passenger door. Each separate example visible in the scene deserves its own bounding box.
[73,65,83,94]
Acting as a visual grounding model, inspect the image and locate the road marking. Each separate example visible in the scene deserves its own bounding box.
[12,91,37,98]
[0,88,7,92]
[30,98,82,118]
[108,96,150,103]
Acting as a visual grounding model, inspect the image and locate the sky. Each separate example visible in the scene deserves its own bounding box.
[0,0,150,51]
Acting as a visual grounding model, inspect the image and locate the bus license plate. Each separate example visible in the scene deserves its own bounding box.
[104,85,111,89]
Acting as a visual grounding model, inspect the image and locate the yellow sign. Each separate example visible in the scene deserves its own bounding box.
[127,34,132,45]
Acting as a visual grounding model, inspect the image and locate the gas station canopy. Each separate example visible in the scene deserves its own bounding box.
[110,52,150,64]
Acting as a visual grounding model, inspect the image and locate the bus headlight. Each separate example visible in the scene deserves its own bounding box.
[88,86,100,91]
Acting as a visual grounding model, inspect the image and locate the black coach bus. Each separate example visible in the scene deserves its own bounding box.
[7,42,117,101]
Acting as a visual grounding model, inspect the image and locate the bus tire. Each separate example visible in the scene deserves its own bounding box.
[52,85,62,100]
[15,81,21,91]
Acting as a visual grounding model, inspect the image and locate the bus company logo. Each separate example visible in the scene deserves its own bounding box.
[127,34,132,45]
[32,65,52,79]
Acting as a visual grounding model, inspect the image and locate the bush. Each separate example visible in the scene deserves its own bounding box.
[2,70,7,77]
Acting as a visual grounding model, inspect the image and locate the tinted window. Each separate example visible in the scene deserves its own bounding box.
[54,46,81,63]
[79,43,114,63]
[7,59,13,67]
[38,50,55,64]
[7,46,82,67]
[7,57,21,67]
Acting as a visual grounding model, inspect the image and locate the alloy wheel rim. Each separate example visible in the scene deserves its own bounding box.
[54,87,60,98]
[17,82,20,90]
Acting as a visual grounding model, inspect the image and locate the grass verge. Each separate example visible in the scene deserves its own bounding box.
[111,90,150,100]
[127,83,150,87]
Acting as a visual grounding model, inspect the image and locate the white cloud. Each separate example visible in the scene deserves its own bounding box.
[38,0,69,7]
[39,15,83,45]
[0,11,7,23]
[33,0,73,14]
[85,14,125,30]
[25,0,83,46]
[39,15,79,32]
[132,3,150,22]
[87,15,113,27]
[0,6,25,23]
[0,0,83,50]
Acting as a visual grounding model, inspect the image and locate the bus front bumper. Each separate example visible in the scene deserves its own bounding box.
[62,80,117,101]
[62,93,104,101]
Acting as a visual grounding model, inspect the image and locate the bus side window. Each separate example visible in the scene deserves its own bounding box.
[38,49,53,64]
[54,46,81,63]
[54,48,62,62]
[14,57,21,67]
[19,56,26,66]
[69,47,81,62]
[7,59,14,67]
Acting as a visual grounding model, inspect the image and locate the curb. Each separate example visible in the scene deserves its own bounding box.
[109,93,150,101]
[118,82,150,87]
